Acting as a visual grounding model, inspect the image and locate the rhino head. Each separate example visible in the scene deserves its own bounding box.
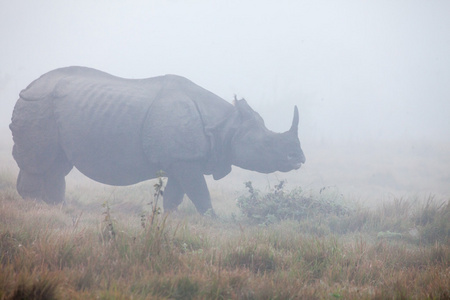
[231,99,305,173]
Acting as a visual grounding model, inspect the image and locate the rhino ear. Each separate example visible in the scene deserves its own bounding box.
[234,98,255,120]
[233,94,238,105]
[289,106,299,135]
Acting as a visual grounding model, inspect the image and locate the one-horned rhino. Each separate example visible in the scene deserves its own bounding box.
[10,66,305,214]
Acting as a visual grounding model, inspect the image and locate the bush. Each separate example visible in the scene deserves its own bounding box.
[237,181,350,225]
[414,199,450,244]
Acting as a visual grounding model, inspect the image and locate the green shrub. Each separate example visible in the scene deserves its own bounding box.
[237,181,350,225]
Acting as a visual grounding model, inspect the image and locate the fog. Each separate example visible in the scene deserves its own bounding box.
[1,1,449,199]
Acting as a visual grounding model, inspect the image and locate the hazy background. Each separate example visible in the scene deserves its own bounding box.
[1,0,449,201]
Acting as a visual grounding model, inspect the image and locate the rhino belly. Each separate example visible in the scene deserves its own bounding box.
[54,94,158,185]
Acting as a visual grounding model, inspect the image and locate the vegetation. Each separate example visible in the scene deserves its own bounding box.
[0,172,449,299]
[237,181,350,225]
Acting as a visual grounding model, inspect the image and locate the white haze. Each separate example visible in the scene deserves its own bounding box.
[1,1,449,199]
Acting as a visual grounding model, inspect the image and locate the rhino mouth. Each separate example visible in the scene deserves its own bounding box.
[287,152,305,170]
[276,160,303,173]
[293,162,303,169]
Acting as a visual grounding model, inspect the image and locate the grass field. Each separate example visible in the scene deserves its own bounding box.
[0,136,449,299]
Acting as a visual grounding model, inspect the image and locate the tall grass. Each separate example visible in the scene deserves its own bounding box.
[0,172,449,299]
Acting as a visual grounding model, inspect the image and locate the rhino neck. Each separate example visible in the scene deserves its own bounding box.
[204,108,241,180]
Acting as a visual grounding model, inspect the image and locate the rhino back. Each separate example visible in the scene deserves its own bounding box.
[20,67,121,101]
[51,67,165,184]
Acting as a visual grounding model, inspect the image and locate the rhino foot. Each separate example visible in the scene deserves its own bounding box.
[17,165,70,205]
[17,170,65,204]
[17,170,45,201]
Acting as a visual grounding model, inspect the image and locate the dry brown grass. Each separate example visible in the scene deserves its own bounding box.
[0,174,449,299]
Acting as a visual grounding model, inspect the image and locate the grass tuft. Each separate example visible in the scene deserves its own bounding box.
[8,271,60,300]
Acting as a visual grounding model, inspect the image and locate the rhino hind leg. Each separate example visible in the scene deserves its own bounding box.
[42,168,68,204]
[17,150,73,204]
[17,170,45,200]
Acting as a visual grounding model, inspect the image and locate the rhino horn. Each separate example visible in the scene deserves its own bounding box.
[289,106,299,135]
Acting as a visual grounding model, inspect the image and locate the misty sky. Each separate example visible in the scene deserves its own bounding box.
[1,0,449,142]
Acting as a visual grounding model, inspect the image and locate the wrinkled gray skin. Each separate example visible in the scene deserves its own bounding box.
[10,67,305,214]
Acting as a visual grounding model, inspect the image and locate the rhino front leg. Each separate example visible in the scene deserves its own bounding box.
[163,176,185,212]
[166,162,214,215]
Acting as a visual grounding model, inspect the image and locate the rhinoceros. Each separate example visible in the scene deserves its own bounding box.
[10,66,305,214]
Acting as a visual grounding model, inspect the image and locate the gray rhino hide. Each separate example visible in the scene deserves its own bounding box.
[12,67,234,186]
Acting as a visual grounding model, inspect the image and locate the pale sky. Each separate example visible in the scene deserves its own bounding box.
[1,0,449,142]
